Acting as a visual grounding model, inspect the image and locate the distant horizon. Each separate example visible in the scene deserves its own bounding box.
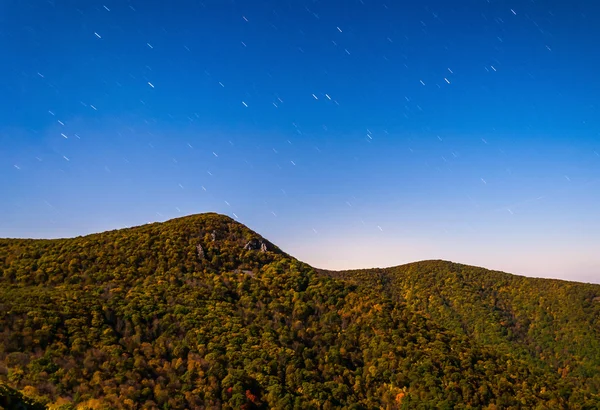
[2,211,598,285]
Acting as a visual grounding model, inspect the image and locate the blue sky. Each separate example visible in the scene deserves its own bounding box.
[1,0,599,283]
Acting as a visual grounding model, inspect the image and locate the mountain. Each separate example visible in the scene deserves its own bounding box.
[0,213,599,409]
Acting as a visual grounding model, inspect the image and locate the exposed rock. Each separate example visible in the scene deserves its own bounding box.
[196,244,205,259]
[234,269,256,277]
[243,239,257,250]
[593,296,600,303]
[243,238,269,252]
[211,231,217,242]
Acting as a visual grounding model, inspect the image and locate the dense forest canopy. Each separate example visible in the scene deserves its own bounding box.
[1,213,599,409]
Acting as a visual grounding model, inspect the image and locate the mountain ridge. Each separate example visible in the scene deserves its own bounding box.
[1,212,599,408]
[3,212,593,286]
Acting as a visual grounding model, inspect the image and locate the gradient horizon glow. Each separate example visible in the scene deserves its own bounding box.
[1,1,599,283]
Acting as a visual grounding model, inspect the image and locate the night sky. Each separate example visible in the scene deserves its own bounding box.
[2,0,599,283]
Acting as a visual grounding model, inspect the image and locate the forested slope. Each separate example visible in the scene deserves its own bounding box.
[323,261,600,406]
[1,213,599,409]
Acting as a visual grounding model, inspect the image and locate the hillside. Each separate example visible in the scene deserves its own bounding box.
[0,213,599,409]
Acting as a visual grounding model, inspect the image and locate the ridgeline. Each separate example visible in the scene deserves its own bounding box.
[1,213,599,409]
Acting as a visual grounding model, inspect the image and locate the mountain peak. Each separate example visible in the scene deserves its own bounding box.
[0,212,287,287]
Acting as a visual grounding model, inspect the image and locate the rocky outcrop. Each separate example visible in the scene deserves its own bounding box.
[197,244,205,259]
[234,269,256,277]
[244,238,270,253]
